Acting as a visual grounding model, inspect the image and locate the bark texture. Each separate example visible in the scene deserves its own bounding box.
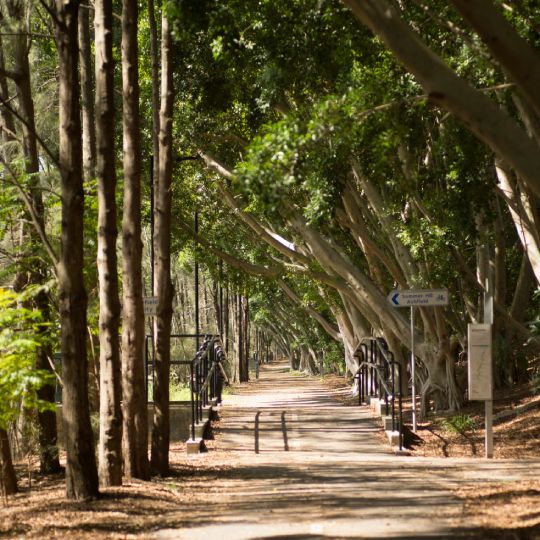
[95,0,122,487]
[151,13,174,476]
[0,428,17,495]
[79,4,96,181]
[54,0,99,500]
[121,0,149,480]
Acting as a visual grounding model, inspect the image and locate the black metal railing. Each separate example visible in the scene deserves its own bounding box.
[355,337,403,450]
[145,334,229,441]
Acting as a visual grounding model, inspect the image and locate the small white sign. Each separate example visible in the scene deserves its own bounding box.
[143,296,158,316]
[387,288,449,307]
[468,323,493,401]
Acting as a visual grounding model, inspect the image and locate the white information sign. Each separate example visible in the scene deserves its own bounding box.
[143,296,158,316]
[468,323,493,401]
[387,289,449,307]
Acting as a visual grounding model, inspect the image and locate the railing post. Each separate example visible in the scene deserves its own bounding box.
[369,340,374,396]
[211,343,216,400]
[361,344,368,400]
[190,363,195,440]
[360,363,364,405]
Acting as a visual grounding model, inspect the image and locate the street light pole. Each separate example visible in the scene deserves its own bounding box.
[194,210,200,351]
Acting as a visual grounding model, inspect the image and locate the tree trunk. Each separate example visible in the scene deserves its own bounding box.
[241,295,249,382]
[35,302,61,474]
[121,0,149,480]
[79,3,96,181]
[95,0,122,487]
[54,0,99,500]
[151,13,174,476]
[495,159,540,285]
[231,293,239,382]
[5,0,62,474]
[0,35,15,142]
[0,44,19,495]
[224,285,230,354]
[148,0,160,183]
[0,428,17,495]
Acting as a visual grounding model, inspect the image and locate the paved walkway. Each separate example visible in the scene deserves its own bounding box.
[157,360,540,539]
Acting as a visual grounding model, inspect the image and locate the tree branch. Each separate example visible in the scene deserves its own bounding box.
[175,216,281,279]
[342,0,540,202]
[0,156,59,271]
[200,149,314,267]
[0,95,60,168]
[278,279,341,341]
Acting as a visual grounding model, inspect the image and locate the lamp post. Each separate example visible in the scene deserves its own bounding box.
[194,210,200,351]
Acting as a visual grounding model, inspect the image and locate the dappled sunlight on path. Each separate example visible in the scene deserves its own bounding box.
[156,359,540,540]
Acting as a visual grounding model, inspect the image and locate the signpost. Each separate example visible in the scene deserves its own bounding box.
[143,296,158,316]
[468,324,492,401]
[388,288,449,432]
[387,288,449,307]
[472,248,495,459]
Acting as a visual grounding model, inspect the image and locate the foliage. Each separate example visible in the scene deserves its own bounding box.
[441,414,476,436]
[0,288,55,430]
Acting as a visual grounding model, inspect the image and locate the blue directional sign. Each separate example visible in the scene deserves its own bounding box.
[387,289,448,307]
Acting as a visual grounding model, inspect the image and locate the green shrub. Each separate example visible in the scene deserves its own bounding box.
[0,288,54,430]
[441,414,476,435]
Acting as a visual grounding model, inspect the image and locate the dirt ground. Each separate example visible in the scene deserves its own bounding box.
[1,371,540,539]
[0,440,237,539]
[321,372,540,538]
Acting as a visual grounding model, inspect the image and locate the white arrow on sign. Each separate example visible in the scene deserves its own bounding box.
[387,288,449,307]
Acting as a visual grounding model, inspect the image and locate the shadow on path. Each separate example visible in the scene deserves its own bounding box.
[155,359,540,540]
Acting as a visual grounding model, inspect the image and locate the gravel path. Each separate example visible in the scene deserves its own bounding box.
[156,360,540,539]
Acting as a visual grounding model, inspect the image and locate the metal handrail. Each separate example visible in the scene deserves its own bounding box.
[355,337,403,450]
[144,334,229,442]
[358,360,393,397]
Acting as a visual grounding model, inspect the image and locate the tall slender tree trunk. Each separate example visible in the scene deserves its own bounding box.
[0,40,18,495]
[79,3,96,181]
[241,296,249,382]
[79,3,99,414]
[121,0,149,480]
[151,13,174,476]
[0,35,15,143]
[5,0,61,474]
[148,0,160,184]
[54,0,99,500]
[224,285,230,354]
[95,0,122,487]
[231,293,239,382]
[0,428,17,495]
